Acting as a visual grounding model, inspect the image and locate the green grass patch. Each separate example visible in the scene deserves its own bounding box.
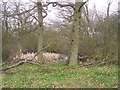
[2,63,118,88]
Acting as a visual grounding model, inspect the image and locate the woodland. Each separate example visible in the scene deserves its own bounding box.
[0,0,118,88]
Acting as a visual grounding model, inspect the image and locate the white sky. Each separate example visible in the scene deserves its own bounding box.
[88,0,119,12]
[3,0,119,13]
[43,0,119,23]
[18,0,119,11]
[2,0,119,23]
[3,0,119,11]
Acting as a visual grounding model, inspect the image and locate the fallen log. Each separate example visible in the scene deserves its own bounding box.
[0,59,41,71]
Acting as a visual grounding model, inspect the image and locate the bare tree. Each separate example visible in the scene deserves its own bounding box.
[45,0,88,65]
[68,0,86,66]
[36,0,44,64]
[103,0,113,58]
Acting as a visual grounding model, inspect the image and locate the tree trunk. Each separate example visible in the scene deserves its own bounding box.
[68,1,83,66]
[118,1,120,67]
[103,1,112,58]
[37,1,44,64]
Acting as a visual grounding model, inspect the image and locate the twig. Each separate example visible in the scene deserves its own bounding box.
[78,53,110,68]
[0,60,41,71]
[30,42,55,61]
[7,6,37,17]
[95,53,110,67]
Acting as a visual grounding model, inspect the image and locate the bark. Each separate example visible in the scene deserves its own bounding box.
[68,1,83,66]
[119,2,120,67]
[37,1,44,64]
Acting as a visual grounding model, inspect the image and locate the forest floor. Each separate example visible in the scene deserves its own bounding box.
[2,63,118,88]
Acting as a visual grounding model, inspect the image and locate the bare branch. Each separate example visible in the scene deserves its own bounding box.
[106,0,113,18]
[32,15,40,23]
[46,2,75,10]
[32,42,55,61]
[0,60,41,71]
[7,6,37,17]
[43,8,48,18]
[78,0,89,12]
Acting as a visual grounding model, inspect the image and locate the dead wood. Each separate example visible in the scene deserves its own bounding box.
[0,59,41,71]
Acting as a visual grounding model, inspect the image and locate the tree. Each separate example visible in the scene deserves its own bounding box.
[1,1,38,61]
[0,2,1,66]
[36,0,44,64]
[68,0,87,66]
[45,1,88,65]
[103,0,112,58]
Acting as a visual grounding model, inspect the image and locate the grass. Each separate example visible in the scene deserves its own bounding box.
[2,63,118,88]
